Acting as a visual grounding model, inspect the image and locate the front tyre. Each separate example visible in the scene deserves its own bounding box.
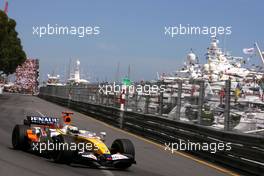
[111,139,135,169]
[52,135,75,164]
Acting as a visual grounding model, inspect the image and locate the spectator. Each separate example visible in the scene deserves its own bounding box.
[15,59,39,94]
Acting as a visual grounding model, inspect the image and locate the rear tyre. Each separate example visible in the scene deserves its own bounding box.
[111,139,135,169]
[52,135,75,164]
[12,125,30,150]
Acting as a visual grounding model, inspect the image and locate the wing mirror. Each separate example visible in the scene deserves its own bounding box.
[99,132,106,141]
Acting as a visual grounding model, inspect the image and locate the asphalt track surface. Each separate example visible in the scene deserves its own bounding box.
[0,94,239,176]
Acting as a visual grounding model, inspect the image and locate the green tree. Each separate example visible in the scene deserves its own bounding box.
[0,10,26,75]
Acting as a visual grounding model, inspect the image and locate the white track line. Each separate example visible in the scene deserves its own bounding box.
[36,110,45,117]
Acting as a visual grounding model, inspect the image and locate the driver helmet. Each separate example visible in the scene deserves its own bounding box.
[67,125,79,134]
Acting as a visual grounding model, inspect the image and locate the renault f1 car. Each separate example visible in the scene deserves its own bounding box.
[12,112,136,169]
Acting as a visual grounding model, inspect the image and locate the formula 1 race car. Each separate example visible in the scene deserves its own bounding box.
[12,112,136,169]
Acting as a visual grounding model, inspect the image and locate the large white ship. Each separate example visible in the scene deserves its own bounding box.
[45,60,89,86]
[160,38,264,133]
[161,38,264,83]
[67,60,89,85]
[46,74,64,86]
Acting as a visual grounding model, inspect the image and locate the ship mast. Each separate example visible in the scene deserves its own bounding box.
[255,42,264,65]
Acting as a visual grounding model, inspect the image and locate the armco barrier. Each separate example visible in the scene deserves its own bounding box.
[38,93,264,176]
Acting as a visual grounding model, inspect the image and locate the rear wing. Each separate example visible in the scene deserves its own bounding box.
[25,116,60,126]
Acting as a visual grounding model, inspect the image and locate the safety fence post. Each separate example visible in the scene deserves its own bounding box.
[198,81,205,124]
[175,80,182,121]
[224,79,231,131]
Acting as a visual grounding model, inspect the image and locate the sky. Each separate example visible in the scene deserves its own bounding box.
[4,0,264,82]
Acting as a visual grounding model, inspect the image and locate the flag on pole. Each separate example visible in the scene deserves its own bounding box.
[243,48,255,55]
[4,0,8,14]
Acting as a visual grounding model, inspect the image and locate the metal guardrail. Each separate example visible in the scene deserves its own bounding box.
[38,92,264,176]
